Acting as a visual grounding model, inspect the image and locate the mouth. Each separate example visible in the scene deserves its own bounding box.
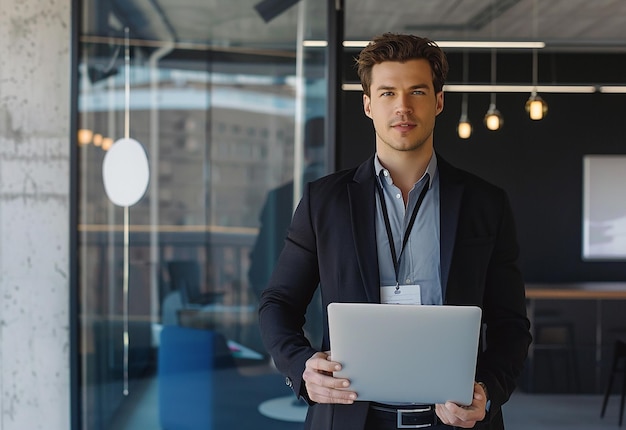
[391,122,417,131]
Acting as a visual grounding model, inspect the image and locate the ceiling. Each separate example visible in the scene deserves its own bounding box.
[99,0,626,53]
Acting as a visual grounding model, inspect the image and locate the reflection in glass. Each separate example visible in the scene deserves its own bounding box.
[76,0,328,428]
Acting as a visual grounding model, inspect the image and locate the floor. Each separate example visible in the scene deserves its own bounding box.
[110,369,626,430]
[503,392,623,429]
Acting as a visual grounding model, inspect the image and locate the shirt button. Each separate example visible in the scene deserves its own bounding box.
[405,278,411,283]
[395,193,401,199]
[383,170,389,177]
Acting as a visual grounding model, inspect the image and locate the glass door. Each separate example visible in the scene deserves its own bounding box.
[76,1,329,428]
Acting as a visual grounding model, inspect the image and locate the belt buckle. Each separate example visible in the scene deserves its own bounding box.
[396,406,433,429]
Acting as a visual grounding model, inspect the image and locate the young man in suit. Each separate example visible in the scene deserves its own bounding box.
[259,33,532,430]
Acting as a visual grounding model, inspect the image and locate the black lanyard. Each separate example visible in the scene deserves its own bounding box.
[376,173,430,288]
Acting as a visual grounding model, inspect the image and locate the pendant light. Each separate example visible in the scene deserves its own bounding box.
[457,51,472,139]
[525,50,548,120]
[525,0,547,120]
[77,128,93,145]
[484,49,503,131]
[526,92,547,120]
[484,100,503,131]
[458,96,472,139]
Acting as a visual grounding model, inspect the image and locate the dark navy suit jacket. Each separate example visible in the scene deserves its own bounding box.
[259,154,532,430]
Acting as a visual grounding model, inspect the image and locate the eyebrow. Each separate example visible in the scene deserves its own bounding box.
[374,83,431,92]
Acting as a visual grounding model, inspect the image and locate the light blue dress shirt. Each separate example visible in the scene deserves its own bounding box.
[374,154,442,305]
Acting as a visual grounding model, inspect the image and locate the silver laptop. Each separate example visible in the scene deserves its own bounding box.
[327,302,482,405]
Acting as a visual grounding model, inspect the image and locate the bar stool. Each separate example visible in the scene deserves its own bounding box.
[600,337,626,426]
[532,314,579,392]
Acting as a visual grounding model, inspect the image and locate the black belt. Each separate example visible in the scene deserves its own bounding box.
[369,403,438,429]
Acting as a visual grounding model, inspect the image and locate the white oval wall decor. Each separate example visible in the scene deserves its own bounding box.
[102,138,150,207]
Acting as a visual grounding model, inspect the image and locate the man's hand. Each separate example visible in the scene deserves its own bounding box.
[302,351,357,404]
[435,382,487,428]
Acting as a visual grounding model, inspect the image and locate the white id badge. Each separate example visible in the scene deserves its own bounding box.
[380,284,421,305]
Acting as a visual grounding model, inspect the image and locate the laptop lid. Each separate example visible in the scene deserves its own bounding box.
[327,302,482,405]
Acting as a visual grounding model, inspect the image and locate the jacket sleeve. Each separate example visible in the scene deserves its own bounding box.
[258,182,321,401]
[474,192,532,424]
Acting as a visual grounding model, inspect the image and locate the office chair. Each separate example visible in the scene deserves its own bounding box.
[601,337,626,426]
[167,260,222,306]
[158,325,235,429]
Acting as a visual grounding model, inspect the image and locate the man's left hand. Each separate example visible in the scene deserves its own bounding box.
[435,382,487,428]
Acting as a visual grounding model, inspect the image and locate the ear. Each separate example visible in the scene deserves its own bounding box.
[363,93,373,119]
[435,91,444,116]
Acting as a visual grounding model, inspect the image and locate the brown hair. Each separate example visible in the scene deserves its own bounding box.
[355,33,449,96]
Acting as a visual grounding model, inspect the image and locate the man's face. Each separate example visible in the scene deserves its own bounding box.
[363,59,444,157]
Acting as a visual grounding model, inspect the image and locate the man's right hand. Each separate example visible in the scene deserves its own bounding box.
[302,351,357,404]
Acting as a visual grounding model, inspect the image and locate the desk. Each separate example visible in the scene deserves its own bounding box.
[177,304,257,329]
[525,282,626,392]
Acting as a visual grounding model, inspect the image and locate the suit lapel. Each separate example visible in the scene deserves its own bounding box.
[437,155,464,301]
[347,156,380,303]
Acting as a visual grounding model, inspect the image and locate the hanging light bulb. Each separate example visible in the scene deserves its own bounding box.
[458,115,473,139]
[526,50,548,120]
[102,137,114,151]
[526,91,548,120]
[93,133,103,147]
[526,1,547,121]
[484,49,503,131]
[457,52,472,139]
[458,94,473,138]
[77,128,93,145]
[484,102,503,131]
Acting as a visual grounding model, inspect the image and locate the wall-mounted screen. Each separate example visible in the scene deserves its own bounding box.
[583,155,626,260]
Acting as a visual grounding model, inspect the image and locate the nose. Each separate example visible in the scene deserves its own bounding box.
[395,95,413,115]
[396,107,412,116]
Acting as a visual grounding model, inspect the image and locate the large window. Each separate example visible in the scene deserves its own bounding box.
[76,1,329,428]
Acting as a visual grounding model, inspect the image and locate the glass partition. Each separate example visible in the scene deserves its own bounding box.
[76,1,329,428]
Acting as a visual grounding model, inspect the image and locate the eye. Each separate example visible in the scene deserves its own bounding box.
[412,89,426,95]
[380,91,394,97]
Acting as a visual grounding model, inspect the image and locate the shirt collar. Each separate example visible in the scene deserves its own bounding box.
[374,152,438,189]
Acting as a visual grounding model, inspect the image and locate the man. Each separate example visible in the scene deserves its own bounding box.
[259,33,531,430]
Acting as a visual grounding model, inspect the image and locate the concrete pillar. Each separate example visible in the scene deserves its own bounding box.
[0,0,71,428]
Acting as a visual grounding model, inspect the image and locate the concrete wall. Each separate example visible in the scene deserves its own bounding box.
[0,0,71,428]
